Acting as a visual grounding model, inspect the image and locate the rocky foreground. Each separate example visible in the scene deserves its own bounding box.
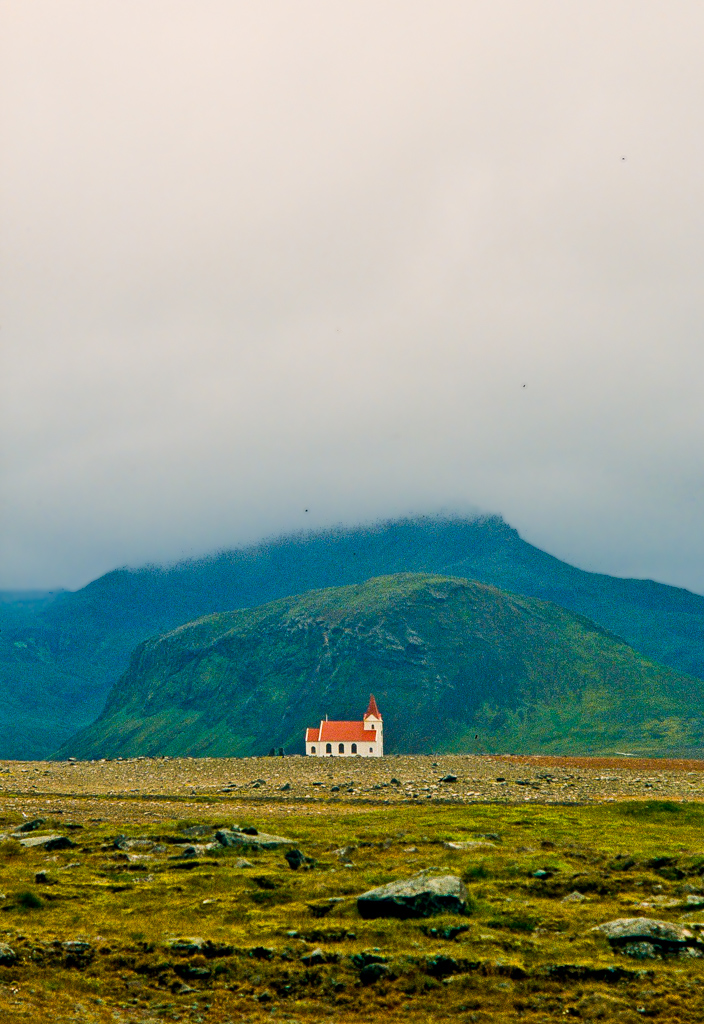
[0,758,703,1022]
[2,753,704,806]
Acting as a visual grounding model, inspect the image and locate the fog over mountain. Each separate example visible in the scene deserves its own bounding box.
[2,2,704,592]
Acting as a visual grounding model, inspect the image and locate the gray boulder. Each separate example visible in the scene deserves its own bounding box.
[443,840,494,851]
[18,834,76,851]
[301,946,326,966]
[357,872,468,919]
[169,846,198,860]
[62,941,94,967]
[13,818,46,834]
[167,937,233,958]
[168,937,206,955]
[215,828,293,850]
[594,918,704,955]
[359,962,390,984]
[285,848,316,870]
[0,943,17,965]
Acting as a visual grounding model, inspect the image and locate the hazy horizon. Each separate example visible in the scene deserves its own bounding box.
[3,2,704,592]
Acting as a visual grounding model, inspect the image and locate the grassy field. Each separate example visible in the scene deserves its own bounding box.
[1,792,704,1022]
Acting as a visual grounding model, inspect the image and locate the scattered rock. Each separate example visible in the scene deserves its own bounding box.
[562,891,587,903]
[357,872,469,919]
[301,946,326,966]
[443,840,494,851]
[168,937,234,958]
[350,951,389,969]
[13,818,45,833]
[168,937,206,955]
[0,943,17,965]
[180,825,212,838]
[34,871,56,885]
[439,774,458,783]
[169,846,198,860]
[359,962,389,984]
[278,783,291,791]
[333,846,356,862]
[18,834,76,851]
[285,848,316,870]
[426,954,461,977]
[215,828,293,850]
[249,946,275,960]
[235,858,254,869]
[423,924,470,940]
[594,918,704,956]
[182,965,211,979]
[62,941,94,967]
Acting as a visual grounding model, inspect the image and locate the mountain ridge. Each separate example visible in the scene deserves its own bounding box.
[2,513,704,759]
[61,572,704,760]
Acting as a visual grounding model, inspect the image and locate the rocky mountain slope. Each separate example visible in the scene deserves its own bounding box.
[3,514,704,758]
[61,573,704,760]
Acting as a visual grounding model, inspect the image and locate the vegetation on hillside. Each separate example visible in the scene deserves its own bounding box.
[61,573,704,760]
[4,514,704,758]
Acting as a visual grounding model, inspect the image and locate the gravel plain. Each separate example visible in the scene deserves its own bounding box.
[2,753,704,812]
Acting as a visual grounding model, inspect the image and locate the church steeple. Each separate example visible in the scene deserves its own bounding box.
[364,694,381,719]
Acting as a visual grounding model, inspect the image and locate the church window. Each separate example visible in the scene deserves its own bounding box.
[351,743,357,753]
[326,743,332,754]
[369,747,373,752]
[310,746,316,754]
[338,743,344,753]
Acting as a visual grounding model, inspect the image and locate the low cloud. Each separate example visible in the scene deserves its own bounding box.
[2,1,704,591]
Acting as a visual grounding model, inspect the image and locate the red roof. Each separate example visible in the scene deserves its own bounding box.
[364,694,382,719]
[306,721,379,744]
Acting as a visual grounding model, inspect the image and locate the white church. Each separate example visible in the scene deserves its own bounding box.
[305,694,383,757]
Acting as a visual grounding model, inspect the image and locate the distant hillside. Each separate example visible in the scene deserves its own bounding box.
[61,574,704,760]
[3,513,704,758]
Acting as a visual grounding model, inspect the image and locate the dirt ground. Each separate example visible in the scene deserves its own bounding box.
[2,754,704,815]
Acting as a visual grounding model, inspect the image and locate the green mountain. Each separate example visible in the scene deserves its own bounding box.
[63,573,704,760]
[3,514,704,758]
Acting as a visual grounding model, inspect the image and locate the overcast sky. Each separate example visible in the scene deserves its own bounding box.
[2,1,704,593]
